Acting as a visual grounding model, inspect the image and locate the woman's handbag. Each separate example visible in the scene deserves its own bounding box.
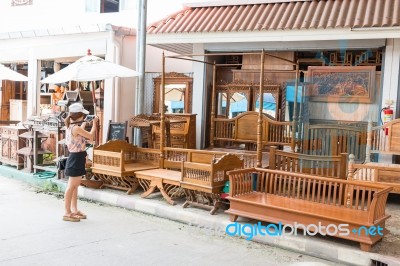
[57,157,68,171]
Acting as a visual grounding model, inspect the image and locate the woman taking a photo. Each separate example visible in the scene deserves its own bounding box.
[63,102,98,222]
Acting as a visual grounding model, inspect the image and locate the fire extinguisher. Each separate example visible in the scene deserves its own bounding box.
[382,106,393,135]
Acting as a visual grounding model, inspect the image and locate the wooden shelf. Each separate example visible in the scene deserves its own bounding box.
[17,147,52,156]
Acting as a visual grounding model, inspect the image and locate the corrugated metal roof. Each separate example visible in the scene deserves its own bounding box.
[148,0,400,34]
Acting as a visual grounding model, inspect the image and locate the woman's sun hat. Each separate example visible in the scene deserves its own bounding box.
[68,102,89,114]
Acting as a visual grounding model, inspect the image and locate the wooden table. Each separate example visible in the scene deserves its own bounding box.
[134,168,183,205]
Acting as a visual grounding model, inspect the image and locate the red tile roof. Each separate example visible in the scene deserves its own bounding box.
[148,0,400,34]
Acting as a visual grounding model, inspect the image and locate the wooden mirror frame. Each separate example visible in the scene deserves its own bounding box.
[215,80,252,118]
[153,72,193,114]
[252,82,283,120]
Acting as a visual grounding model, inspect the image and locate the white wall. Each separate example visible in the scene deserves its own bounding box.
[382,39,400,117]
[145,45,192,73]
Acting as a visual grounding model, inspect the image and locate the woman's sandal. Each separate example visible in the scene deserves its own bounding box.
[63,213,80,222]
[72,211,87,219]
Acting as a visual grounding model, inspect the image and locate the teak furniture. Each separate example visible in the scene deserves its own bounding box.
[134,148,247,212]
[91,140,160,194]
[181,153,244,214]
[226,168,392,251]
[302,123,367,162]
[213,111,294,150]
[130,113,196,149]
[153,72,193,114]
[269,147,348,179]
[134,168,183,205]
[0,125,27,169]
[151,114,196,149]
[348,119,400,193]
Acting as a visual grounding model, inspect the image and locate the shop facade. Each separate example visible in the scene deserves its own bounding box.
[147,0,400,149]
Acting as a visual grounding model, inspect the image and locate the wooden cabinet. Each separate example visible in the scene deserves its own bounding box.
[0,126,27,169]
[10,99,27,122]
[1,75,27,121]
[152,114,196,149]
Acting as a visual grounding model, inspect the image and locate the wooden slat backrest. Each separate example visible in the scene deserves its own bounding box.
[303,124,367,162]
[93,140,160,171]
[164,147,257,168]
[269,147,347,179]
[182,153,244,187]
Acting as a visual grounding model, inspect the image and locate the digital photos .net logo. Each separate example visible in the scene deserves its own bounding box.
[225,222,384,241]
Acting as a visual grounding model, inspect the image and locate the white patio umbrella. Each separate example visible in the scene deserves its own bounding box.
[0,64,29,81]
[41,54,139,83]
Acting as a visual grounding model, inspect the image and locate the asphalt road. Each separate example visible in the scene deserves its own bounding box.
[0,176,341,266]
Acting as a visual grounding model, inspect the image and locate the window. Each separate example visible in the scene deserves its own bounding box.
[85,0,120,13]
[101,0,119,13]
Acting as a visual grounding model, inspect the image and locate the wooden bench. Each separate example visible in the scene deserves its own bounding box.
[213,111,294,150]
[226,168,392,251]
[181,153,244,214]
[91,140,160,194]
[347,119,400,193]
[269,146,348,179]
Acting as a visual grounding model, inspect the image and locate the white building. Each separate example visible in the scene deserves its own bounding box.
[0,0,191,142]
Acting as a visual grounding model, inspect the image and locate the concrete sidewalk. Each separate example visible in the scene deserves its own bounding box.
[2,165,400,266]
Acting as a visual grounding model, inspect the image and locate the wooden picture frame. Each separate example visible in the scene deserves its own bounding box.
[307,66,375,103]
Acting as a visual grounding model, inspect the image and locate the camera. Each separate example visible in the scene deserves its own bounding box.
[85,115,95,122]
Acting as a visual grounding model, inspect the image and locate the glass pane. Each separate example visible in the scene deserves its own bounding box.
[255,92,277,118]
[217,92,227,117]
[286,85,303,121]
[164,84,185,114]
[229,92,248,118]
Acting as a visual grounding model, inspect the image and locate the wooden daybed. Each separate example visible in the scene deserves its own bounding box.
[348,119,400,193]
[134,148,245,213]
[226,168,392,251]
[91,140,160,194]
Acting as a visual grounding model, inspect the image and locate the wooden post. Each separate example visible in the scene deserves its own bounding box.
[346,154,355,208]
[210,61,216,148]
[340,153,348,180]
[292,62,299,152]
[257,50,265,168]
[160,52,165,168]
[365,120,372,163]
[348,154,355,180]
[269,146,276,170]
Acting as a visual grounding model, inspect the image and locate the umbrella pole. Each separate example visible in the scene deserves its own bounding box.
[160,52,165,168]
[91,81,99,145]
